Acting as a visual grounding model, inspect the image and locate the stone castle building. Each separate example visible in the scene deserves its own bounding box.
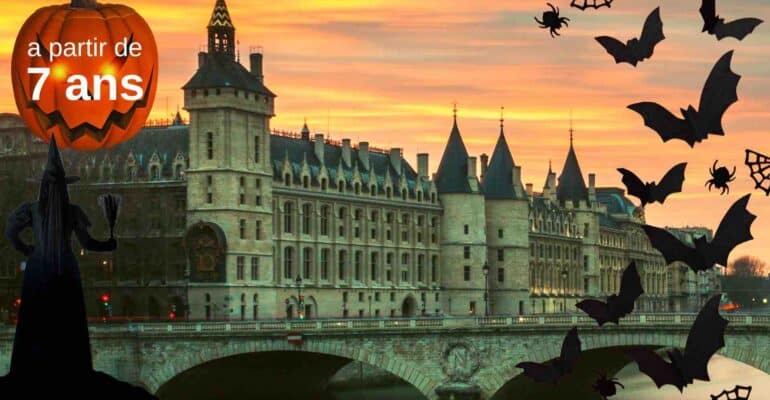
[0,0,719,322]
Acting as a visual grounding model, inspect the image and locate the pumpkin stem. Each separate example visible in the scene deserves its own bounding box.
[71,0,99,8]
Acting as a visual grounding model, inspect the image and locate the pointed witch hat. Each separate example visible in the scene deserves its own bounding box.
[43,136,80,184]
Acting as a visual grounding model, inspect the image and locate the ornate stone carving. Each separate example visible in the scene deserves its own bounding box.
[441,342,480,382]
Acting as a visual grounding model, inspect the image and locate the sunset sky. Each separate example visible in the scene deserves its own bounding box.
[2,0,770,266]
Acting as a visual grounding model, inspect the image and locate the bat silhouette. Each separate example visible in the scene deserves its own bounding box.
[516,327,581,383]
[595,7,665,66]
[626,295,728,392]
[642,193,755,273]
[576,262,644,326]
[628,51,740,147]
[700,0,763,41]
[618,162,687,207]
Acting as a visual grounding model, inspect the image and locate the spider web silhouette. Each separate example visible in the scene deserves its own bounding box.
[571,0,613,10]
[711,385,752,400]
[745,149,770,195]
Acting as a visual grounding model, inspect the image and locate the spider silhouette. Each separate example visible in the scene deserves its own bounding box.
[706,161,736,195]
[593,373,624,400]
[535,3,570,38]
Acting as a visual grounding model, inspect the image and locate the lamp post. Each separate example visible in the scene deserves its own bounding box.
[295,275,304,319]
[483,262,490,316]
[561,269,569,313]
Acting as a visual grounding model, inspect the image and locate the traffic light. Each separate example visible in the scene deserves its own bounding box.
[100,293,112,320]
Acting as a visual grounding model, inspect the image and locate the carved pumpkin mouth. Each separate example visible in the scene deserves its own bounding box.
[15,68,155,144]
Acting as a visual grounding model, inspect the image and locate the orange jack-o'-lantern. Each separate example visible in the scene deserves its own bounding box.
[11,0,158,150]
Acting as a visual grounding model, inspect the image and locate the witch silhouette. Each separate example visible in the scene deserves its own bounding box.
[0,137,155,399]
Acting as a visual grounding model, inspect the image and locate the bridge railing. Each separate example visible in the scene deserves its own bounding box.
[1,313,765,336]
[75,313,769,335]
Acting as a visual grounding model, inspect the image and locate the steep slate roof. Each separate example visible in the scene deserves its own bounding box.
[62,125,189,180]
[269,133,429,195]
[182,53,275,96]
[434,118,472,194]
[556,138,588,204]
[596,188,636,216]
[482,128,523,200]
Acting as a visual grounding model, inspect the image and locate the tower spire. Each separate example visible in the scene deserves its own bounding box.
[500,106,505,131]
[453,101,458,122]
[569,109,574,147]
[208,0,236,60]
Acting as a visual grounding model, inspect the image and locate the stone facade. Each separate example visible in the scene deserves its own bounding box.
[0,0,720,323]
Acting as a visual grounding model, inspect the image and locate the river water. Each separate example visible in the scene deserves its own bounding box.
[327,355,769,400]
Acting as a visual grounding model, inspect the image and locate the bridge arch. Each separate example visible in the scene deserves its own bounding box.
[142,337,440,397]
[475,328,768,398]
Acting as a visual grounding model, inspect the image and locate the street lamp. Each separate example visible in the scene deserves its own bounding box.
[561,269,569,313]
[482,262,490,316]
[295,275,304,319]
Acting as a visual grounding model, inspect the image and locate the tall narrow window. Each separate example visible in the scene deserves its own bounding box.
[417,255,425,282]
[284,247,294,279]
[255,220,262,240]
[464,246,470,259]
[206,132,214,160]
[283,202,294,233]
[254,136,260,163]
[497,268,504,282]
[239,177,245,205]
[303,248,313,279]
[320,249,329,280]
[206,175,213,204]
[251,257,259,280]
[239,219,246,239]
[255,178,262,206]
[431,255,438,282]
[370,252,378,281]
[354,251,362,281]
[320,205,329,235]
[236,256,245,280]
[338,250,347,280]
[302,203,312,234]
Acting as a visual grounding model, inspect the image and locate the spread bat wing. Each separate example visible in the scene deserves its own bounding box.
[628,102,694,145]
[651,162,687,203]
[696,51,740,138]
[576,299,610,326]
[595,36,632,64]
[636,7,665,61]
[515,362,558,383]
[681,295,729,383]
[642,225,699,266]
[626,347,681,389]
[699,0,718,32]
[614,261,644,316]
[714,18,763,40]
[617,168,648,205]
[706,193,755,268]
[559,327,582,372]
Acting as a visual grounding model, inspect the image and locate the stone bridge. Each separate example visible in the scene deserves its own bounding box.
[0,313,768,399]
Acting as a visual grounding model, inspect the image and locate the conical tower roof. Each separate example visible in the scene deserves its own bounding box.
[482,124,522,199]
[435,115,472,194]
[556,132,588,204]
[209,0,234,28]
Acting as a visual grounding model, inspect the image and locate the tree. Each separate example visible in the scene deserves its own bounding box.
[723,256,768,309]
[728,255,766,277]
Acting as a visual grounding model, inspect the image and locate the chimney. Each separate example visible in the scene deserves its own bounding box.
[512,166,523,197]
[390,148,402,173]
[467,156,477,178]
[588,173,597,202]
[342,139,352,167]
[314,134,325,163]
[358,142,369,169]
[198,52,207,68]
[548,171,557,193]
[417,153,429,180]
[480,153,489,178]
[250,53,264,83]
[526,183,534,196]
